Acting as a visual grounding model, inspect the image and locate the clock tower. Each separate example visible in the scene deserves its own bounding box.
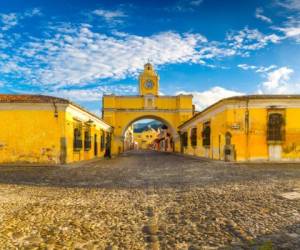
[139,63,159,96]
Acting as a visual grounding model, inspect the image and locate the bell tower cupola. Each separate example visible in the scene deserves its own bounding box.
[139,63,159,96]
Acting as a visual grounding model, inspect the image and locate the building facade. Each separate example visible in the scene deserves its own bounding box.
[179,95,300,162]
[153,126,174,152]
[102,63,194,155]
[133,128,159,150]
[0,95,112,164]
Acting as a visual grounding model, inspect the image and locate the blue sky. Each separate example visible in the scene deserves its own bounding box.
[0,0,300,114]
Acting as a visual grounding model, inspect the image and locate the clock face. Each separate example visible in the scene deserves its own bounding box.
[144,80,154,89]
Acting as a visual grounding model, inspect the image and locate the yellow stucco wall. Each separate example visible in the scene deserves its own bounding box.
[180,97,300,162]
[0,103,112,164]
[0,107,64,164]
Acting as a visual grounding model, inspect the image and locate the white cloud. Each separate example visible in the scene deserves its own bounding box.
[238,64,257,70]
[0,21,285,89]
[92,8,126,24]
[12,27,216,87]
[25,8,42,17]
[238,64,277,73]
[168,0,204,12]
[274,1,300,42]
[255,8,272,23]
[177,87,244,111]
[190,0,203,6]
[0,8,42,31]
[277,0,300,11]
[276,25,300,42]
[0,13,18,30]
[259,66,300,94]
[226,27,281,55]
[50,84,137,102]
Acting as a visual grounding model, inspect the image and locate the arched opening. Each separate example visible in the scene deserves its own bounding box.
[122,116,177,152]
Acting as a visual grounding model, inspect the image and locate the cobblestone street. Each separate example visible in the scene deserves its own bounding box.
[0,151,300,249]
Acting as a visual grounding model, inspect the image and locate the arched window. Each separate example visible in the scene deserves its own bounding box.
[267,113,284,141]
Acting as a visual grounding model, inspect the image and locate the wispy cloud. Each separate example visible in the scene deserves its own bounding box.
[275,18,300,42]
[255,8,272,23]
[276,0,300,11]
[0,21,286,90]
[226,27,281,56]
[0,13,18,31]
[0,8,42,31]
[92,8,126,24]
[167,0,204,12]
[2,26,215,87]
[274,0,300,42]
[51,84,137,102]
[238,64,277,73]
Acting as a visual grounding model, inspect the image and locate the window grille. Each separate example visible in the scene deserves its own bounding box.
[84,130,92,151]
[100,131,105,151]
[190,127,197,147]
[202,122,211,146]
[73,127,82,150]
[181,132,188,147]
[267,113,284,141]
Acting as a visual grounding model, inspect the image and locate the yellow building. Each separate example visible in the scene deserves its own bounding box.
[0,94,112,164]
[179,95,300,162]
[102,63,194,155]
[124,125,134,151]
[133,128,159,150]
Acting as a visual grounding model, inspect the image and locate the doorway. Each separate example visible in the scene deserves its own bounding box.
[94,134,98,156]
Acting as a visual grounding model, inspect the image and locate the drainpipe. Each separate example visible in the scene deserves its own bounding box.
[53,101,58,118]
[245,97,249,161]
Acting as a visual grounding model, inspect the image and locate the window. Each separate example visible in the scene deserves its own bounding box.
[147,98,153,107]
[181,132,188,147]
[225,132,232,145]
[267,113,284,141]
[73,126,82,150]
[84,129,92,151]
[202,122,211,146]
[190,127,197,147]
[100,130,105,151]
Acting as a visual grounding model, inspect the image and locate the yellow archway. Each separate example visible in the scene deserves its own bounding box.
[102,63,194,155]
